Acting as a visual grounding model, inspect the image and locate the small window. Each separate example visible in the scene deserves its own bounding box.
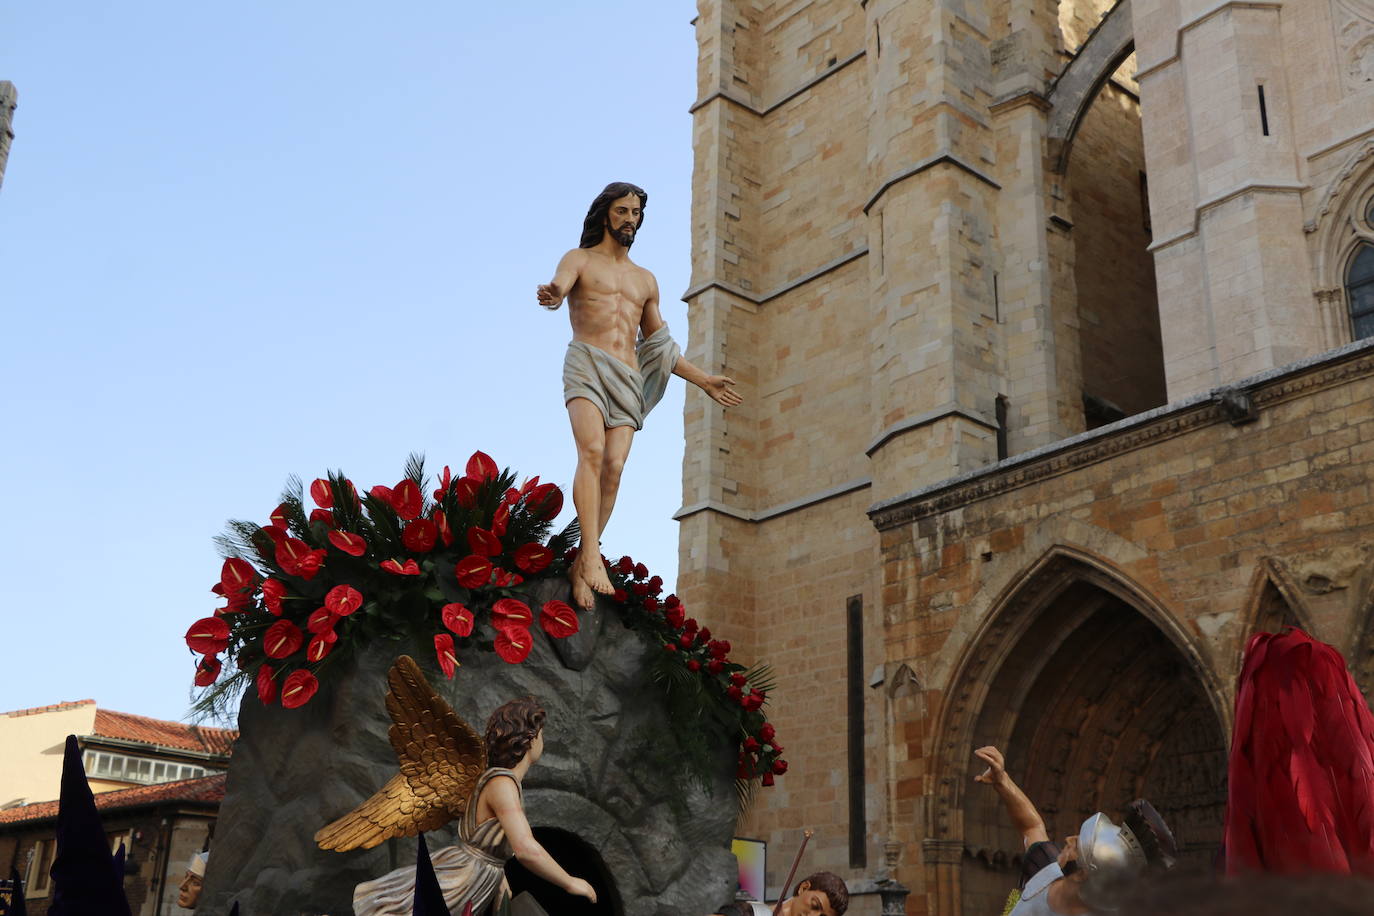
[1346,244,1374,340]
[28,839,54,892]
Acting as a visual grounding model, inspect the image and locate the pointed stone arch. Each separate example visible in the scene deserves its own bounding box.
[1242,557,1312,639]
[923,545,1229,914]
[1046,0,1136,173]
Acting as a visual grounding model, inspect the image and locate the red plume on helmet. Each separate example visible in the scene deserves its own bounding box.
[1223,627,1374,875]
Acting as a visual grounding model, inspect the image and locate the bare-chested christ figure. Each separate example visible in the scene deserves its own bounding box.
[537,182,743,611]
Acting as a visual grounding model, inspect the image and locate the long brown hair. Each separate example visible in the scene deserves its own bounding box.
[484,696,546,768]
[579,181,647,248]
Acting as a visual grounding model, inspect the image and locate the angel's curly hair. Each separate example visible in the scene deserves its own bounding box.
[579,181,647,248]
[484,696,546,769]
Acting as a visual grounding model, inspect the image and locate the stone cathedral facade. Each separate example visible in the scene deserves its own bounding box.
[679,0,1374,913]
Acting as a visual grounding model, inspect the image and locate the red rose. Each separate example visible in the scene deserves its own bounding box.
[663,643,678,653]
[759,723,776,742]
[325,584,363,616]
[743,737,759,752]
[220,558,258,595]
[280,670,319,709]
[708,660,724,674]
[665,607,685,629]
[381,558,421,576]
[391,479,423,520]
[442,603,474,637]
[647,575,663,594]
[402,519,438,553]
[309,508,335,527]
[261,578,287,615]
[327,530,368,556]
[494,626,532,663]
[686,659,701,672]
[467,527,502,557]
[616,556,635,574]
[306,634,334,663]
[454,555,492,588]
[737,760,751,779]
[454,477,480,509]
[699,627,711,641]
[612,589,628,603]
[743,693,764,711]
[435,509,454,547]
[762,772,775,787]
[194,655,221,687]
[185,617,230,655]
[276,537,326,580]
[632,582,649,596]
[664,594,681,608]
[540,600,579,639]
[643,597,659,612]
[730,672,747,687]
[256,665,277,704]
[514,543,553,574]
[710,640,731,660]
[307,607,338,634]
[727,685,742,701]
[771,759,788,775]
[633,562,649,579]
[525,482,563,519]
[435,633,458,679]
[684,618,699,634]
[491,598,533,632]
[264,620,305,659]
[310,478,334,509]
[466,450,498,481]
[269,503,290,530]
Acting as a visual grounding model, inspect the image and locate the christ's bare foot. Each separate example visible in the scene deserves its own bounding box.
[577,551,615,597]
[569,564,596,612]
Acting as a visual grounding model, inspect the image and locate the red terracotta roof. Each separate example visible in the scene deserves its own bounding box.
[0,773,226,826]
[92,709,238,757]
[3,699,95,717]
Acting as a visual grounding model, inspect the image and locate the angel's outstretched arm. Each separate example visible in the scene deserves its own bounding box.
[483,776,597,903]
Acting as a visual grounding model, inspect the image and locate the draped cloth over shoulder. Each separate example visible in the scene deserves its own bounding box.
[562,324,681,430]
[353,768,522,916]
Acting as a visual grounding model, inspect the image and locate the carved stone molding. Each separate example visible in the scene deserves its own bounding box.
[1334,0,1374,95]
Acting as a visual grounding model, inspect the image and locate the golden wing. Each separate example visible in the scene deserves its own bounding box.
[315,655,487,851]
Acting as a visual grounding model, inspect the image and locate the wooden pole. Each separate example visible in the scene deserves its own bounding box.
[771,829,815,916]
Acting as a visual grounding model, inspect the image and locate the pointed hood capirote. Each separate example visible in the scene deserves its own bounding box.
[47,735,132,916]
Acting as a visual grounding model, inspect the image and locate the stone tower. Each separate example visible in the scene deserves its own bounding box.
[682,0,1374,913]
[0,82,17,194]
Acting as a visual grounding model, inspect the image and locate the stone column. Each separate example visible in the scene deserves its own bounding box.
[0,82,17,194]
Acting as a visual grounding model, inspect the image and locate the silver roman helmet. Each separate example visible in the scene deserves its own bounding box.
[1075,800,1177,911]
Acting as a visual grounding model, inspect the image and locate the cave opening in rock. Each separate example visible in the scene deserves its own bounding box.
[505,826,623,916]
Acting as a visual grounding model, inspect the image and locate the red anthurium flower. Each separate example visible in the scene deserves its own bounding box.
[260,524,288,546]
[280,670,319,709]
[256,665,277,704]
[540,600,579,638]
[325,584,363,616]
[526,482,563,520]
[194,655,222,687]
[491,569,524,588]
[220,558,258,595]
[310,478,334,509]
[494,626,532,663]
[466,450,498,481]
[261,578,287,615]
[502,488,520,506]
[217,590,252,614]
[492,504,510,537]
[491,598,533,632]
[306,634,334,663]
[327,530,367,557]
[263,619,305,659]
[435,633,459,679]
[309,508,335,527]
[381,558,421,576]
[442,603,475,637]
[467,527,502,557]
[307,607,338,634]
[276,537,326,580]
[454,555,492,588]
[454,477,480,509]
[185,617,230,655]
[269,503,290,530]
[434,465,453,501]
[391,478,423,520]
[370,484,394,507]
[402,519,437,553]
[519,475,540,496]
[434,509,454,547]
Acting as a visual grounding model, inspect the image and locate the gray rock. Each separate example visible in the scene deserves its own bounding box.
[199,584,739,915]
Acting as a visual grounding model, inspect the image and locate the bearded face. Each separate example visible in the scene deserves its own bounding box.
[605,193,643,248]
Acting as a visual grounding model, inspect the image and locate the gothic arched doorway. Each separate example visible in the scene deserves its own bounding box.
[505,827,623,916]
[940,555,1227,914]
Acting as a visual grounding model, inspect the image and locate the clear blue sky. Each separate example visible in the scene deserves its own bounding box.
[0,3,700,725]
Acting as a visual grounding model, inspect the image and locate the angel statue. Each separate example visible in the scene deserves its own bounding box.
[316,655,599,914]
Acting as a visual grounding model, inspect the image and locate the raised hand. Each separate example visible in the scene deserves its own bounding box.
[703,375,743,407]
[973,745,1007,786]
[536,283,563,310]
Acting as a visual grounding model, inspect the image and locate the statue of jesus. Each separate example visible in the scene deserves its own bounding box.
[537,182,742,611]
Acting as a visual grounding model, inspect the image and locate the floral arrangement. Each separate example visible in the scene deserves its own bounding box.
[186,453,785,790]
